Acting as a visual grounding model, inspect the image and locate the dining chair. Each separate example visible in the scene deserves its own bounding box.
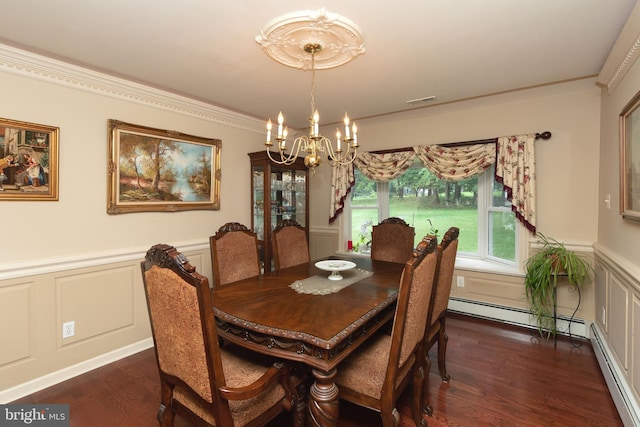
[210,222,261,287]
[334,235,439,427]
[370,217,416,264]
[141,244,306,427]
[425,226,460,383]
[272,219,310,270]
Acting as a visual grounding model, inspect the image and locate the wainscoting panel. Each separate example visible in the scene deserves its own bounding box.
[594,262,609,333]
[0,241,210,403]
[610,272,630,371]
[56,266,136,347]
[593,245,640,426]
[309,227,338,261]
[0,281,32,365]
[449,271,527,309]
[633,293,640,406]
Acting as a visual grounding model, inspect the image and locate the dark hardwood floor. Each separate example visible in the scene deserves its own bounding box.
[12,313,622,426]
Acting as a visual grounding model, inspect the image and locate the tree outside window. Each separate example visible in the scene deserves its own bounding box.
[349,160,517,265]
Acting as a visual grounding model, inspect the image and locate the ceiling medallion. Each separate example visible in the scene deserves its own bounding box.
[255,8,366,70]
[256,9,365,171]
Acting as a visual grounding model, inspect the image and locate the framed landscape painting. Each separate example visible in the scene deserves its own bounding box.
[0,118,59,201]
[107,120,221,214]
[620,92,640,222]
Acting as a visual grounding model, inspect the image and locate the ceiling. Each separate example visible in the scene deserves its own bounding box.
[0,1,636,130]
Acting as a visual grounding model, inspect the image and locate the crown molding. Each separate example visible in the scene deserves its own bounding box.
[597,3,640,93]
[0,43,265,133]
[597,35,640,93]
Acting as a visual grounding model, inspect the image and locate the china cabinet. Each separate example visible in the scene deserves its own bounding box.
[248,151,309,272]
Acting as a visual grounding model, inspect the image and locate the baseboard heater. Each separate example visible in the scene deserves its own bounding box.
[447,297,587,339]
[590,323,640,427]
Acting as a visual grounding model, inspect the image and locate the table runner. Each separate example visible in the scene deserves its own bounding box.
[290,268,373,295]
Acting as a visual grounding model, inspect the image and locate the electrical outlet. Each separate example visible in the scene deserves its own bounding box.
[456,276,465,288]
[62,321,75,338]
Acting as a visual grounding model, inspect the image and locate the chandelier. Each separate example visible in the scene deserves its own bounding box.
[256,9,366,171]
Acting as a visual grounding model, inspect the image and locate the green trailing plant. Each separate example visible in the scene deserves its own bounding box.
[524,232,591,338]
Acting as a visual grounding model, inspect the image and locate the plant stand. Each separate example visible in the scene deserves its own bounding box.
[552,272,582,349]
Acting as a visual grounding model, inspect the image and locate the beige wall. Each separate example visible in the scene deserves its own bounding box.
[0,66,265,266]
[593,3,640,421]
[311,78,602,244]
[0,48,267,399]
[598,36,640,267]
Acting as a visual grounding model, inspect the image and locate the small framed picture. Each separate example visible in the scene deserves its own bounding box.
[0,118,59,201]
[107,119,221,214]
[620,92,640,222]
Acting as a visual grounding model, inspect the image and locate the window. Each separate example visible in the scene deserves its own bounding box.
[347,160,519,267]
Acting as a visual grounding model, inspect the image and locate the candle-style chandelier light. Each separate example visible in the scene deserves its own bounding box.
[255,9,366,171]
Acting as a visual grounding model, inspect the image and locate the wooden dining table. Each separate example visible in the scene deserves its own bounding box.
[212,256,405,427]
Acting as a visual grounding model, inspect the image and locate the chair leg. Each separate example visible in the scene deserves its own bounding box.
[158,381,175,427]
[437,318,450,382]
[156,404,165,426]
[380,407,400,427]
[411,362,425,425]
[421,353,433,419]
[292,381,307,427]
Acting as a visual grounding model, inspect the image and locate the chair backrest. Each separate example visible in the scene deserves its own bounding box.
[430,227,460,324]
[141,244,228,421]
[272,219,310,270]
[370,217,415,264]
[209,222,261,286]
[384,235,439,391]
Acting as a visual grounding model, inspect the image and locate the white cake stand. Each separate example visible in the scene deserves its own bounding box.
[315,260,357,281]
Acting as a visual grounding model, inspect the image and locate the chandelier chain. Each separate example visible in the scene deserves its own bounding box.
[310,49,317,118]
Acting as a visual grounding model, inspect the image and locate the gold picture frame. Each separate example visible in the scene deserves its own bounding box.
[620,92,640,222]
[107,119,221,214]
[0,118,59,201]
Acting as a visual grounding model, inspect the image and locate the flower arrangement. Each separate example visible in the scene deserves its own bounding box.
[427,218,439,238]
[354,219,373,253]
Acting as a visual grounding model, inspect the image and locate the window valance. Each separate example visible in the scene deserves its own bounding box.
[353,151,416,182]
[329,133,543,234]
[413,143,495,182]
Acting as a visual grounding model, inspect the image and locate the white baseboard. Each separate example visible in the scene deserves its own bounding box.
[0,338,153,403]
[591,324,640,427]
[448,297,589,338]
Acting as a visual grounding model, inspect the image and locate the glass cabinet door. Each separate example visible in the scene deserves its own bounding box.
[270,169,306,229]
[252,166,265,241]
[249,151,309,272]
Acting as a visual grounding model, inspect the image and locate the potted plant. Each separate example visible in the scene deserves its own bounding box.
[524,232,591,338]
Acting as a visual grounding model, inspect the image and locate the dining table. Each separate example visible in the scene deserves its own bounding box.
[212,256,405,427]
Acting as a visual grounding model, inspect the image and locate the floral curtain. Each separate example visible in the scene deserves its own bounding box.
[413,143,495,181]
[329,135,538,232]
[330,151,415,223]
[495,134,537,233]
[329,162,355,223]
[353,151,416,181]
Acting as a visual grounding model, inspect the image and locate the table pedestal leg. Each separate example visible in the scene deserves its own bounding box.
[308,368,339,427]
